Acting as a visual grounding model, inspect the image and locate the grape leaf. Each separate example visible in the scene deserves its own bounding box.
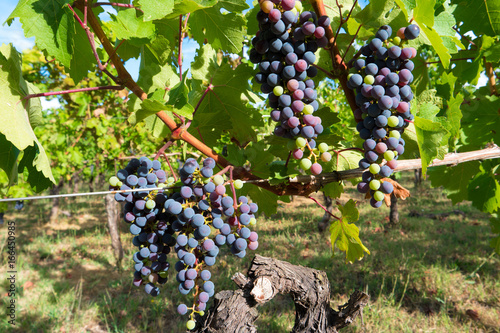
[394,0,416,19]
[190,3,246,53]
[190,63,262,147]
[108,9,156,40]
[330,199,370,263]
[7,0,75,67]
[0,133,19,185]
[414,0,435,27]
[491,236,500,255]
[427,161,481,204]
[167,0,218,18]
[129,98,174,125]
[69,22,96,84]
[413,102,450,175]
[468,168,500,214]
[138,0,174,21]
[418,22,451,68]
[246,184,280,216]
[322,182,344,199]
[191,44,218,82]
[432,2,464,53]
[461,92,500,149]
[452,0,500,36]
[18,141,56,192]
[353,0,408,32]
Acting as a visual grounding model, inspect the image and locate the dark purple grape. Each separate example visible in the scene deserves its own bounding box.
[404,24,420,40]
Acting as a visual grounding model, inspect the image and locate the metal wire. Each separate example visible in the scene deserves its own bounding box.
[0,187,168,202]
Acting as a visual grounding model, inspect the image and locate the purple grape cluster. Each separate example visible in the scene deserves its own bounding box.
[110,157,259,330]
[250,0,332,174]
[348,24,420,208]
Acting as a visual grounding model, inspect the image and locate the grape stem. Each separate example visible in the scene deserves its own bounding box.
[285,150,292,168]
[154,141,175,161]
[93,2,143,11]
[332,0,358,48]
[229,167,238,210]
[22,85,123,100]
[341,23,363,64]
[162,152,178,182]
[308,196,341,221]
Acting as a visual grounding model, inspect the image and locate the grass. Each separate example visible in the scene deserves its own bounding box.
[0,174,499,333]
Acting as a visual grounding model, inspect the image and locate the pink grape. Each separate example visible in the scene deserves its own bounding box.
[310,163,322,175]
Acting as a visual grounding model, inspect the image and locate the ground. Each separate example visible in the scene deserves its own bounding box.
[0,173,499,332]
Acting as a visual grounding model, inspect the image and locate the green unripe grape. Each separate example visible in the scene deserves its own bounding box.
[273,85,284,96]
[318,142,329,153]
[393,36,401,45]
[109,176,120,187]
[295,1,303,11]
[213,175,224,185]
[389,130,401,139]
[369,163,381,174]
[167,177,175,184]
[364,75,375,85]
[300,158,312,170]
[373,190,385,202]
[393,150,398,157]
[249,217,257,225]
[186,320,196,330]
[321,152,332,162]
[347,73,354,80]
[146,199,156,209]
[117,181,123,187]
[384,150,395,161]
[199,311,205,316]
[303,104,314,115]
[387,116,399,127]
[296,137,307,148]
[234,179,244,189]
[369,179,381,190]
[159,271,168,278]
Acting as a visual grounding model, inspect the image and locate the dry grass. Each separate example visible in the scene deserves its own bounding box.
[0,175,498,332]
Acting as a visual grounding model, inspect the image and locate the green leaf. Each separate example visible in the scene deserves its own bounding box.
[246,184,280,216]
[268,161,291,185]
[413,102,450,175]
[490,235,500,255]
[452,0,500,36]
[129,98,174,125]
[414,0,435,27]
[18,141,56,192]
[322,182,344,199]
[138,0,174,21]
[166,77,195,118]
[190,63,262,147]
[7,0,75,67]
[0,133,20,185]
[68,20,96,84]
[427,161,481,204]
[330,199,369,263]
[394,0,416,19]
[108,9,156,40]
[167,0,218,17]
[461,93,500,149]
[338,199,359,223]
[190,3,246,53]
[191,44,218,82]
[418,22,451,68]
[467,169,500,214]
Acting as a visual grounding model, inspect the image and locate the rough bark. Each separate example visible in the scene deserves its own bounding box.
[318,193,333,232]
[49,180,64,223]
[105,193,124,268]
[195,255,369,333]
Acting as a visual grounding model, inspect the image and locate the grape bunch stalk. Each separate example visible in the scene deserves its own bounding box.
[250,0,332,175]
[347,24,420,208]
[109,157,259,330]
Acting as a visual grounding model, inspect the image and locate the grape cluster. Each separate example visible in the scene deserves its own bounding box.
[109,157,259,330]
[250,0,332,175]
[348,24,420,208]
